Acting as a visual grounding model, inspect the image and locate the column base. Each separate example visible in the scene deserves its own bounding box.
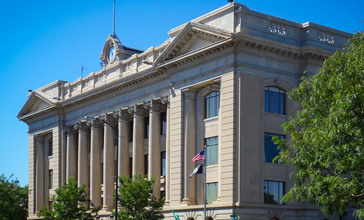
[101,205,111,212]
[181,198,196,206]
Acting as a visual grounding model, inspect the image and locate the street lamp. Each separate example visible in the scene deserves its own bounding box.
[85,116,119,220]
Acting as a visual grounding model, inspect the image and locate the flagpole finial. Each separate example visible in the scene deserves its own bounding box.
[113,0,116,35]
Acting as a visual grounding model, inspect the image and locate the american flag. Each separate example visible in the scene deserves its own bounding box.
[192,150,205,162]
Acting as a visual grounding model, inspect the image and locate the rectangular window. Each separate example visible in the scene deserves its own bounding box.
[129,121,133,141]
[264,133,284,163]
[161,151,166,176]
[144,154,148,175]
[205,91,220,118]
[48,138,53,156]
[264,180,284,205]
[145,117,149,138]
[265,87,285,114]
[206,182,218,204]
[160,190,165,199]
[205,137,218,166]
[129,157,132,177]
[49,169,53,189]
[161,112,167,135]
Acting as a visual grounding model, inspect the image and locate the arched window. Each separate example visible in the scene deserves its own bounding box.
[205,91,220,118]
[265,87,285,114]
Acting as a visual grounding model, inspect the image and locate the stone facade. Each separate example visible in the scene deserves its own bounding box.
[18,2,352,220]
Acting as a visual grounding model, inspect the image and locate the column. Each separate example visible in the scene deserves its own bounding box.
[102,115,115,211]
[182,89,196,205]
[89,120,102,207]
[116,110,130,177]
[76,122,89,190]
[130,105,145,176]
[161,96,170,204]
[148,100,162,199]
[35,135,44,212]
[66,127,78,181]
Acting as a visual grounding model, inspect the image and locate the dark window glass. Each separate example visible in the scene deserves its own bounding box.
[161,112,167,135]
[205,137,218,166]
[48,138,53,156]
[264,180,284,204]
[160,190,165,200]
[129,121,133,141]
[49,170,53,189]
[161,151,166,176]
[265,87,285,114]
[145,117,149,138]
[205,91,220,118]
[129,157,132,177]
[144,154,148,175]
[264,133,284,163]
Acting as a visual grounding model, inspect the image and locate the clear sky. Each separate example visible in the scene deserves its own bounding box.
[0,0,363,186]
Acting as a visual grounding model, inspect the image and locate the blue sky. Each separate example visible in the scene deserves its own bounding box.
[0,0,363,186]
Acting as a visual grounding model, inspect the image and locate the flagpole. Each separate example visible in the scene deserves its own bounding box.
[203,145,207,220]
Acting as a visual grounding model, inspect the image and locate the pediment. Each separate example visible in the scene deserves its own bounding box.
[17,91,57,120]
[155,22,232,65]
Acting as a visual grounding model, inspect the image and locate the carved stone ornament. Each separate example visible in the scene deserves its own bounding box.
[319,32,335,44]
[269,22,286,36]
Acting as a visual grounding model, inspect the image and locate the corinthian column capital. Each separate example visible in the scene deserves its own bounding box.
[182,88,196,101]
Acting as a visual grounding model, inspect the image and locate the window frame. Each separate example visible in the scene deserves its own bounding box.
[264,86,286,115]
[264,180,285,205]
[264,132,284,163]
[205,136,218,166]
[204,91,220,119]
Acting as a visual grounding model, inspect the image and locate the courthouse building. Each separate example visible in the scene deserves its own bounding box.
[18,2,351,219]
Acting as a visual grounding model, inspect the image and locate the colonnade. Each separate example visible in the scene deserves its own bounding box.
[33,89,203,214]
[64,98,169,211]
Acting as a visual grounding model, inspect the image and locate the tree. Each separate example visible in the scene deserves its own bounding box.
[116,175,165,220]
[38,177,100,219]
[275,32,364,218]
[0,174,28,220]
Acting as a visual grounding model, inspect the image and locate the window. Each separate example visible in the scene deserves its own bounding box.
[144,154,148,175]
[205,137,218,166]
[145,117,149,138]
[161,151,166,176]
[264,133,284,163]
[205,91,220,118]
[206,182,218,204]
[48,138,53,156]
[129,157,132,177]
[160,190,165,199]
[49,169,53,189]
[265,87,285,114]
[129,121,133,141]
[161,112,167,135]
[264,180,284,204]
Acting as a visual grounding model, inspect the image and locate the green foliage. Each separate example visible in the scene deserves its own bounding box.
[117,175,165,220]
[0,174,28,220]
[38,177,100,220]
[275,32,364,218]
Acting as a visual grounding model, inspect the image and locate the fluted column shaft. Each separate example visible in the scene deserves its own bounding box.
[183,89,196,204]
[35,135,44,212]
[117,111,130,177]
[66,128,78,181]
[148,101,161,199]
[76,123,89,190]
[132,106,145,176]
[102,115,116,211]
[89,120,102,207]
